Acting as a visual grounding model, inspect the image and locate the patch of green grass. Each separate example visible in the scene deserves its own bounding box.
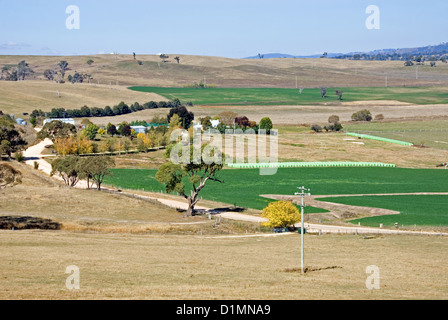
[104,167,448,220]
[317,195,448,227]
[129,86,448,106]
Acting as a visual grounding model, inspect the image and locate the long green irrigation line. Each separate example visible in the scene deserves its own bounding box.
[346,132,414,146]
[227,162,396,169]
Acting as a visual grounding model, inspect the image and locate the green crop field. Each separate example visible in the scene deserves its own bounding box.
[345,119,448,151]
[104,167,448,224]
[317,195,448,227]
[129,86,448,106]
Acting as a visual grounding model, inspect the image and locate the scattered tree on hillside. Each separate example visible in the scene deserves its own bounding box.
[44,69,57,81]
[320,87,327,98]
[159,54,169,63]
[87,59,94,65]
[0,126,27,160]
[156,144,224,217]
[17,60,34,80]
[174,56,180,64]
[335,90,343,100]
[58,61,70,79]
[1,60,34,81]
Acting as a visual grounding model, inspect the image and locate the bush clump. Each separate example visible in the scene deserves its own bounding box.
[351,109,372,122]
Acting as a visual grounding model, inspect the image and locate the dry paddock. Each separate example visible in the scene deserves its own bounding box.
[1,230,447,300]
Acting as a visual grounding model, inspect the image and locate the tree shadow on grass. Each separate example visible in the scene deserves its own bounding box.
[0,216,61,230]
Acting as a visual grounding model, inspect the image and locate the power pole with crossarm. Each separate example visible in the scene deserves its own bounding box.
[295,186,311,273]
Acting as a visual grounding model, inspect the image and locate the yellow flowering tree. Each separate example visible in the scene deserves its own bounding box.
[261,201,301,228]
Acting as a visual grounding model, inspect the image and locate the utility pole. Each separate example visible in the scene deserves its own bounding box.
[295,186,311,274]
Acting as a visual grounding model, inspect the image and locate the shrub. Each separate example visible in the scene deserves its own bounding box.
[324,122,343,132]
[328,115,340,124]
[34,161,39,170]
[351,109,372,122]
[261,201,301,228]
[311,124,322,132]
[374,114,384,121]
[15,152,25,162]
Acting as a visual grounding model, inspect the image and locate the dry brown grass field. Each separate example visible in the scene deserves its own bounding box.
[1,230,447,300]
[0,80,166,115]
[2,54,448,89]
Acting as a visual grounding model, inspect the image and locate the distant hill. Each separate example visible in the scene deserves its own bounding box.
[246,42,448,61]
[244,52,343,59]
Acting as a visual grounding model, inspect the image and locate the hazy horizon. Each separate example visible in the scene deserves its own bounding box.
[1,0,447,59]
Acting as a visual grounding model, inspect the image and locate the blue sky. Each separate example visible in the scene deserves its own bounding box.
[0,0,447,58]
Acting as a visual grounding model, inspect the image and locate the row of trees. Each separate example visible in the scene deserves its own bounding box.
[51,155,115,190]
[30,99,188,121]
[197,111,274,134]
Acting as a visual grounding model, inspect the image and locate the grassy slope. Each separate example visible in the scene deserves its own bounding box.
[2,53,448,116]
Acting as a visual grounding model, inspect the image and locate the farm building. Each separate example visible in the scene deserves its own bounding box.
[43,118,76,126]
[211,120,220,128]
[131,126,147,134]
[15,118,26,125]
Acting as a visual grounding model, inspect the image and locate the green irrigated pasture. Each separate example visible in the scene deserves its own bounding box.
[317,195,448,227]
[104,167,448,224]
[129,86,448,106]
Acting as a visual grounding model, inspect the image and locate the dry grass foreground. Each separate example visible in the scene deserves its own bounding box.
[0,230,447,299]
